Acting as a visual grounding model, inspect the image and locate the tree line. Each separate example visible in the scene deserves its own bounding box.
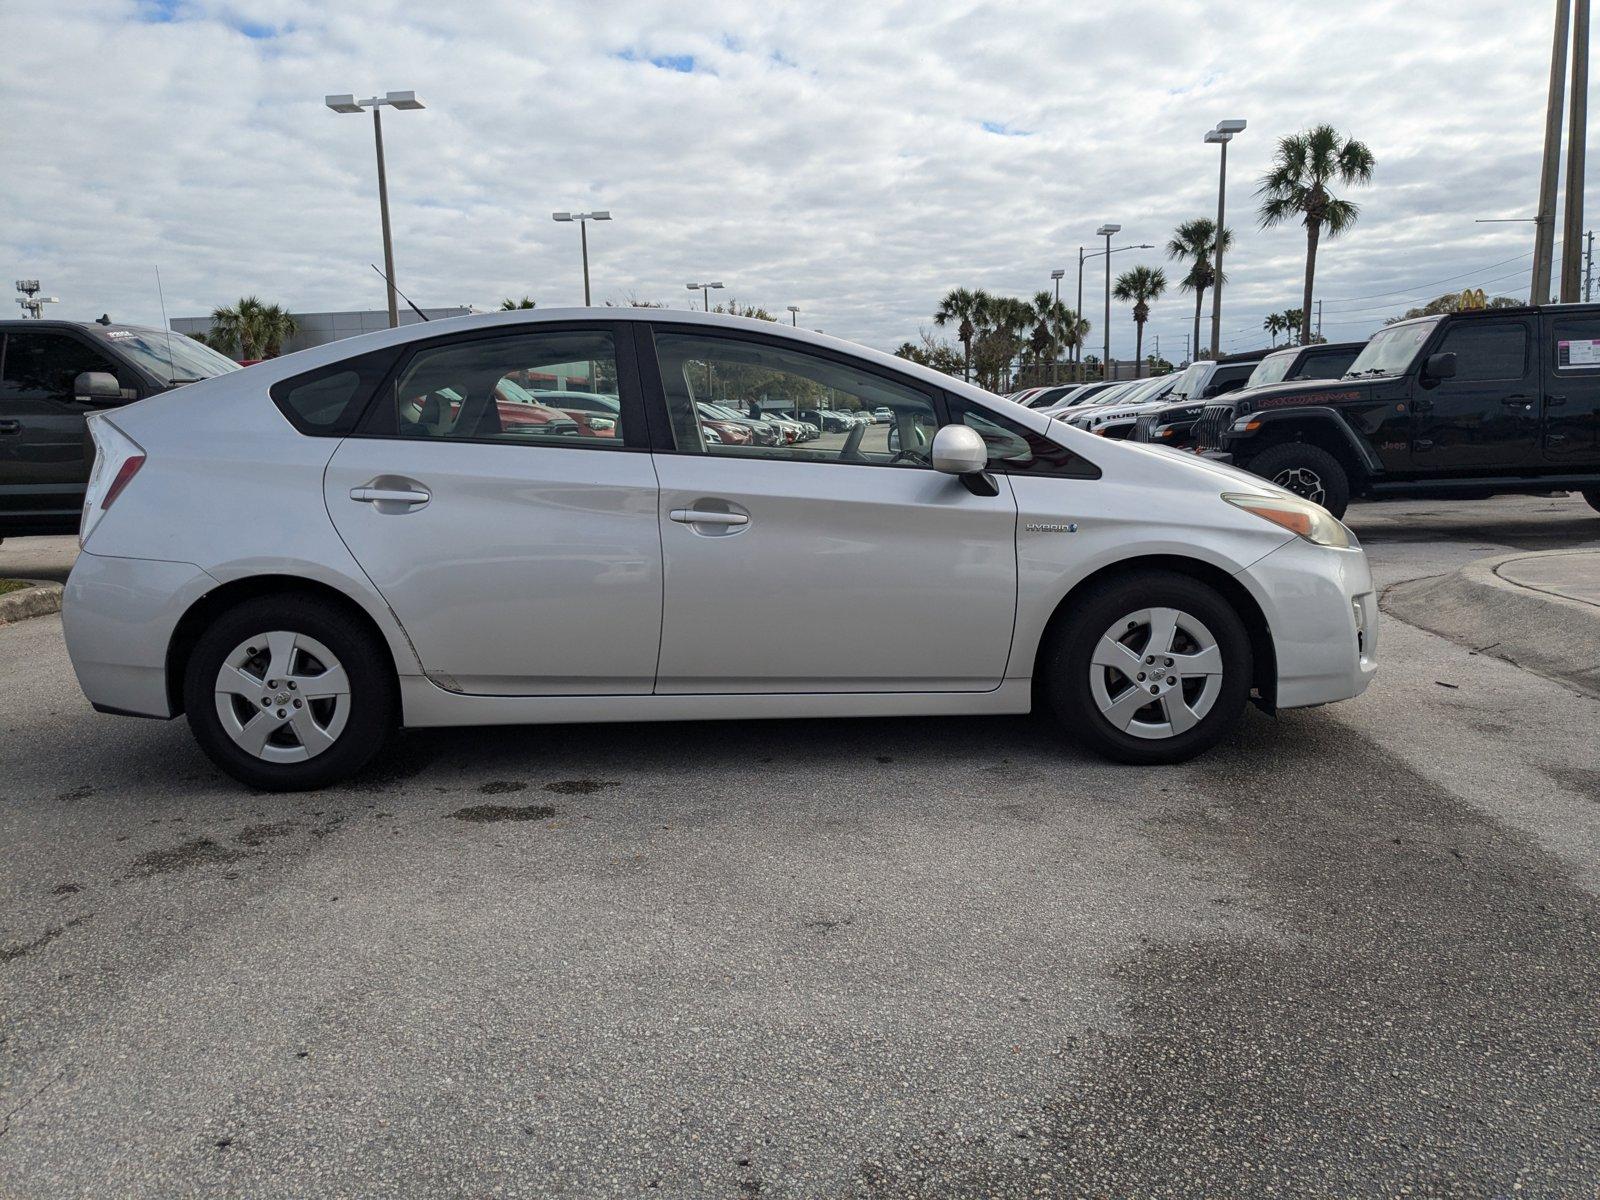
[904,123,1377,386]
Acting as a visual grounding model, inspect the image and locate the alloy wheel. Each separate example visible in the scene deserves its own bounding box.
[1271,466,1327,506]
[1088,607,1224,740]
[213,631,351,762]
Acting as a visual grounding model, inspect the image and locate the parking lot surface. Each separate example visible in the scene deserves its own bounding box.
[2,495,1599,1197]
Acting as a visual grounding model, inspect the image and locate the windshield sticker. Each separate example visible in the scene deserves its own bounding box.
[1557,338,1600,369]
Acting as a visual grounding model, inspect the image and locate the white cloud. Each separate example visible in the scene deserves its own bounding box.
[0,0,1580,359]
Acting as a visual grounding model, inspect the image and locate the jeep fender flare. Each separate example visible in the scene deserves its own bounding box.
[1235,407,1382,476]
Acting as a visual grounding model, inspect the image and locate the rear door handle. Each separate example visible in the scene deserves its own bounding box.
[350,485,431,506]
[1502,396,1534,407]
[0,420,19,435]
[670,509,748,526]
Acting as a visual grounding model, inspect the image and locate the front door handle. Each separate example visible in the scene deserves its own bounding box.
[670,508,748,526]
[0,420,20,435]
[1501,395,1534,408]
[350,485,431,506]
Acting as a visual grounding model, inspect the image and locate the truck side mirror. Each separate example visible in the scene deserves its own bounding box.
[73,371,126,404]
[1423,352,1457,382]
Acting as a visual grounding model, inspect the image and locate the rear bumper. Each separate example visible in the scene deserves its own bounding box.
[1236,536,1377,709]
[63,550,219,719]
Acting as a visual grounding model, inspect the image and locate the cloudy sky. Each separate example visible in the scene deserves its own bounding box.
[2,0,1589,362]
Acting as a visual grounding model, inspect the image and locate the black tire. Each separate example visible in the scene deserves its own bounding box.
[183,594,396,791]
[1582,487,1600,515]
[1043,570,1253,766]
[1244,442,1351,519]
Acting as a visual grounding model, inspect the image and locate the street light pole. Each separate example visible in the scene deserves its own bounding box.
[1205,119,1247,357]
[1050,267,1065,382]
[325,91,426,329]
[1075,247,1086,379]
[552,212,613,305]
[787,305,800,326]
[686,281,724,311]
[1534,0,1572,304]
[1096,224,1120,379]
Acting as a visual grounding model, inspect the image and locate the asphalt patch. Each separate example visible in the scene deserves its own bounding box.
[445,804,558,824]
[234,821,297,847]
[543,779,619,795]
[1,915,90,965]
[125,838,251,878]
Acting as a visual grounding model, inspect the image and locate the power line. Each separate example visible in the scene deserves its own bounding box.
[1318,249,1535,306]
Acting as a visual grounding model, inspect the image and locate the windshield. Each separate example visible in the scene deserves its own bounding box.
[101,327,241,384]
[1247,351,1296,388]
[1344,320,1439,378]
[1166,360,1210,401]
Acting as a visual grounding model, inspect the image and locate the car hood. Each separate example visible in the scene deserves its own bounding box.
[1224,378,1377,412]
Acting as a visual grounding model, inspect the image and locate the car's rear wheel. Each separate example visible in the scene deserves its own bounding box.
[1044,570,1253,765]
[183,594,396,791]
[1246,442,1351,519]
[1581,486,1600,515]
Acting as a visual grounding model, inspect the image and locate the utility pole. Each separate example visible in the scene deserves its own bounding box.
[1316,300,1323,340]
[1587,230,1595,301]
[1534,0,1572,304]
[1562,0,1591,301]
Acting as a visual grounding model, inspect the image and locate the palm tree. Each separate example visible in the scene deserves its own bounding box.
[1263,312,1286,346]
[1029,290,1075,380]
[1112,266,1167,378]
[257,303,297,358]
[500,297,537,310]
[934,287,990,382]
[209,297,297,360]
[1166,218,1231,365]
[1282,308,1305,345]
[1258,124,1376,345]
[986,295,1034,390]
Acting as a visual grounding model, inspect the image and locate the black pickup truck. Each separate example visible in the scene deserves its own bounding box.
[0,318,240,538]
[1191,305,1600,519]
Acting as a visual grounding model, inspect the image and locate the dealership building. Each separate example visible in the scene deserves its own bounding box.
[172,306,475,356]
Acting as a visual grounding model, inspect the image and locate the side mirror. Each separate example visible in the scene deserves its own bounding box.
[1423,352,1457,381]
[73,371,124,404]
[931,424,988,476]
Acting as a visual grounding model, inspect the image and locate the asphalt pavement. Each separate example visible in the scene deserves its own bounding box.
[1,495,1598,1197]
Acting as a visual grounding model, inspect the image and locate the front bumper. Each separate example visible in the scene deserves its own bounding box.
[63,550,220,718]
[1236,535,1377,709]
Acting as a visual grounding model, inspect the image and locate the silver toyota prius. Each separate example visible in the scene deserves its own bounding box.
[64,309,1377,789]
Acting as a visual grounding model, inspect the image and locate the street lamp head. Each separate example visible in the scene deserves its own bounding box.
[1096,224,1121,237]
[1216,118,1247,134]
[384,90,425,110]
[787,305,800,313]
[1050,268,1066,280]
[591,211,612,221]
[325,94,363,113]
[1204,129,1230,144]
[708,282,724,289]
[552,212,573,222]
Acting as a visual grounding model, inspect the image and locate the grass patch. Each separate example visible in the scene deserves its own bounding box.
[0,579,33,596]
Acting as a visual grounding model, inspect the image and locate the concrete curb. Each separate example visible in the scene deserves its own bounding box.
[1382,550,1600,700]
[0,580,64,626]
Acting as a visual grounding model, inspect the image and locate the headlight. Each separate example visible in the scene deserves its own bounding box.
[1223,492,1351,548]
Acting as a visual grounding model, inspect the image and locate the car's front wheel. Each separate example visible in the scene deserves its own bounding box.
[183,594,396,790]
[1044,570,1253,765]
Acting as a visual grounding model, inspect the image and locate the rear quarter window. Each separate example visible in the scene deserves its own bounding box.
[270,349,397,435]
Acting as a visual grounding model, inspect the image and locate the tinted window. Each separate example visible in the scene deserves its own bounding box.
[1,331,121,405]
[653,331,938,467]
[1552,316,1600,371]
[948,397,1100,478]
[1435,321,1527,382]
[1205,365,1257,397]
[368,330,625,446]
[1247,351,1296,388]
[271,349,398,435]
[1299,347,1360,379]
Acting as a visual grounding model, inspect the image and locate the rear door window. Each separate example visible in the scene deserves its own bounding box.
[0,331,123,407]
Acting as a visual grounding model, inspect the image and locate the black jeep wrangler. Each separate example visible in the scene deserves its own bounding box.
[1136,341,1361,450]
[1192,305,1600,519]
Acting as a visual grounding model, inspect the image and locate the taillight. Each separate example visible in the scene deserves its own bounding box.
[80,413,145,548]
